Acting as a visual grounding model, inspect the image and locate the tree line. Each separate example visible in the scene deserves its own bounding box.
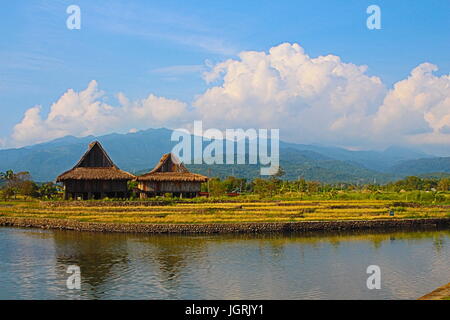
[1,167,450,201]
[203,168,450,197]
[0,170,60,200]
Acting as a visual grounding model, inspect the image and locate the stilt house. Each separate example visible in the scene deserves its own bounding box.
[136,153,208,198]
[56,141,135,200]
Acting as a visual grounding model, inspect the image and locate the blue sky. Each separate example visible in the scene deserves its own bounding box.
[0,0,449,151]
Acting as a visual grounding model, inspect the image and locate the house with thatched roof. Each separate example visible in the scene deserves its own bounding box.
[136,153,208,198]
[56,141,135,200]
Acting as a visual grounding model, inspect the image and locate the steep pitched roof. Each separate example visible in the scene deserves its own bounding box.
[74,141,115,168]
[136,153,208,182]
[56,141,135,181]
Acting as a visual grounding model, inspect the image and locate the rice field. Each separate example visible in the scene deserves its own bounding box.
[1,199,449,224]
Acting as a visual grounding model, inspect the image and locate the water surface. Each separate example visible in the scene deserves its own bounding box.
[0,227,449,299]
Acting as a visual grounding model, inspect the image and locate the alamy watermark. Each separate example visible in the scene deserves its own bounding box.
[366,265,381,290]
[66,265,81,290]
[367,5,381,30]
[171,121,279,175]
[66,5,81,30]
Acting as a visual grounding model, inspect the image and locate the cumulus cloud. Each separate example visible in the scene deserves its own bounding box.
[194,43,450,149]
[371,63,450,146]
[194,43,387,146]
[6,43,450,151]
[11,80,190,147]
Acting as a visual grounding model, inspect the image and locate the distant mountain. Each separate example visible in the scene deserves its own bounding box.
[280,142,431,172]
[0,128,176,181]
[388,157,450,176]
[186,148,394,184]
[417,172,450,179]
[0,128,444,183]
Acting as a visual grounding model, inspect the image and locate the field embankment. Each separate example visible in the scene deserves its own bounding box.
[1,216,449,234]
[0,199,449,233]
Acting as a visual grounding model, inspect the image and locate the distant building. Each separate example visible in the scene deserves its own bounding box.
[56,141,135,200]
[136,153,208,198]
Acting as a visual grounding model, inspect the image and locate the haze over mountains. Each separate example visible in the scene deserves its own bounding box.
[0,128,449,183]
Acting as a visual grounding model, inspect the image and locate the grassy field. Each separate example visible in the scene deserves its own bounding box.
[1,199,449,224]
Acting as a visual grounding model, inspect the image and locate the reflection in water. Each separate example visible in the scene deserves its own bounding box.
[53,232,130,299]
[131,236,209,297]
[0,227,449,299]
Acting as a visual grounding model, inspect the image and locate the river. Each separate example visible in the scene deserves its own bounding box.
[0,227,449,299]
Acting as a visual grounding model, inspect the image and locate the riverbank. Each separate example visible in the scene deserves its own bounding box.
[419,283,450,300]
[1,216,450,234]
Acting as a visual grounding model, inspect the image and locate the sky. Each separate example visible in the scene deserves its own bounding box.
[0,0,449,154]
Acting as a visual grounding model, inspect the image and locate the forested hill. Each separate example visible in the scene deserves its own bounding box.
[0,128,447,183]
[388,157,450,176]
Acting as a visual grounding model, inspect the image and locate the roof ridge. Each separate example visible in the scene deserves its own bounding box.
[146,152,189,174]
[56,142,134,181]
[73,141,117,169]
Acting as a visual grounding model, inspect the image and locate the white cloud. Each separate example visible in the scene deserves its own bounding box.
[371,63,450,146]
[194,43,450,149]
[11,80,190,147]
[6,43,450,151]
[194,43,387,146]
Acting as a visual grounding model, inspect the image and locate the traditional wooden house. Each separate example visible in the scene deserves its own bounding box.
[136,153,208,198]
[56,141,135,200]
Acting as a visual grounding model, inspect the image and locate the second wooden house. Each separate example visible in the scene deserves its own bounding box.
[136,153,208,198]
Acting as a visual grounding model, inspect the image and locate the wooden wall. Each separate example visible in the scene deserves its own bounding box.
[65,179,128,193]
[139,181,201,193]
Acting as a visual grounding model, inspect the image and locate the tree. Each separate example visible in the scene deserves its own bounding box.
[273,166,285,179]
[222,176,247,193]
[437,178,450,191]
[0,170,32,199]
[0,170,15,182]
[38,183,60,199]
[252,178,279,197]
[19,180,39,199]
[209,178,227,197]
[1,187,15,201]
[295,178,308,192]
[127,180,138,199]
[306,181,320,193]
[252,178,269,197]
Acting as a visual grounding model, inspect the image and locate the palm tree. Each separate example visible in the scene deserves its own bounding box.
[0,170,15,200]
[0,170,30,200]
[0,170,15,182]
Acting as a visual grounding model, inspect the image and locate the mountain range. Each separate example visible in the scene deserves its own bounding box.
[0,128,449,184]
